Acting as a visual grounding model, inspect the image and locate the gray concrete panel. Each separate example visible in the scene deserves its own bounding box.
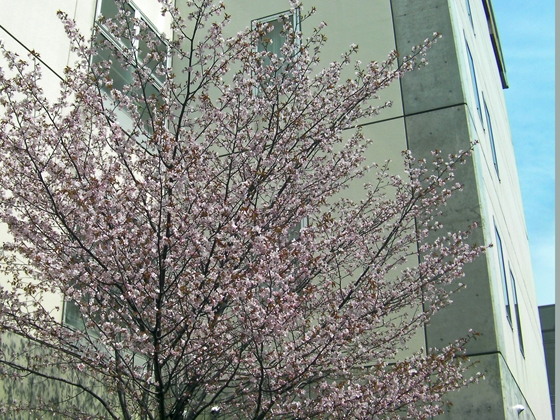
[403,105,498,354]
[424,254,497,355]
[539,304,555,418]
[437,353,505,420]
[391,0,465,115]
[499,353,540,420]
[439,351,544,420]
[402,105,479,225]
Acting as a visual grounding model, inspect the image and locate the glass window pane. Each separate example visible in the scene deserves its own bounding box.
[484,101,500,178]
[63,299,85,330]
[466,42,482,121]
[100,0,119,19]
[255,12,299,70]
[495,227,511,325]
[93,34,134,93]
[137,82,161,134]
[139,30,167,85]
[258,19,285,57]
[510,271,525,355]
[99,0,134,49]
[101,0,134,20]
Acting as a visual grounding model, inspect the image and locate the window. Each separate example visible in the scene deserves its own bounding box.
[484,100,500,179]
[495,227,511,326]
[253,10,301,70]
[95,0,167,89]
[287,216,308,242]
[94,0,168,133]
[466,0,475,31]
[510,270,524,355]
[465,41,482,121]
[63,298,85,330]
[63,292,100,336]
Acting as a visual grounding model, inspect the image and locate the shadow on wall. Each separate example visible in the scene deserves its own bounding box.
[539,304,555,419]
[0,332,105,419]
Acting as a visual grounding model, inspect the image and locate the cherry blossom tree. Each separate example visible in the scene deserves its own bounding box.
[0,0,483,418]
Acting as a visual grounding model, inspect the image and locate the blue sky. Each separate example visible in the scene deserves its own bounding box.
[491,0,555,305]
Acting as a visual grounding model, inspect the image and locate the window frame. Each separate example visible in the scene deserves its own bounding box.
[62,290,102,337]
[253,9,301,49]
[252,9,301,71]
[93,0,169,134]
[63,297,85,330]
[494,226,512,327]
[509,269,525,356]
[287,216,309,242]
[465,40,482,122]
[94,0,168,92]
[483,98,500,180]
[466,0,475,32]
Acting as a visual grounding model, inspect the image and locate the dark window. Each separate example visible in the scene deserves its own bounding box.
[253,10,301,69]
[63,298,85,330]
[96,0,167,91]
[466,0,475,30]
[466,42,482,121]
[495,227,511,326]
[94,0,167,134]
[63,293,100,336]
[484,100,500,179]
[510,270,524,355]
[287,216,308,242]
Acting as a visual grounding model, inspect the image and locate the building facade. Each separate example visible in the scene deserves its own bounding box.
[539,304,555,418]
[0,0,552,419]
[184,0,552,418]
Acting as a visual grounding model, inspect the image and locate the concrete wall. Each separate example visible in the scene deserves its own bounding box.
[539,304,555,418]
[194,0,552,418]
[0,0,96,96]
[389,0,551,418]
